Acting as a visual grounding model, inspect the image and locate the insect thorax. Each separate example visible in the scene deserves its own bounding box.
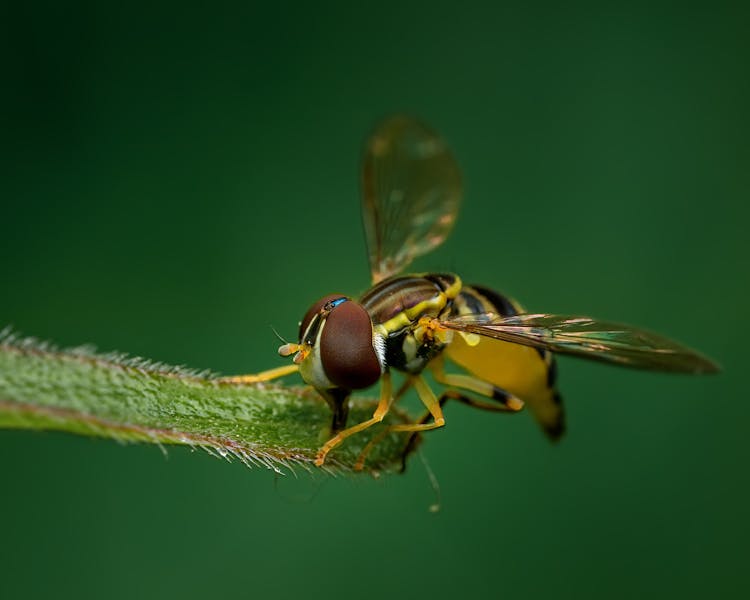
[360,273,461,374]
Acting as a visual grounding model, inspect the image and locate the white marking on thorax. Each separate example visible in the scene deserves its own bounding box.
[372,331,387,372]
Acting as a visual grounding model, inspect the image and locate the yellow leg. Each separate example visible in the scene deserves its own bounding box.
[353,377,415,470]
[387,375,445,433]
[430,357,524,411]
[393,359,527,472]
[356,357,526,470]
[314,372,393,467]
[399,389,506,472]
[351,375,445,472]
[354,375,445,471]
[353,375,445,471]
[216,364,299,384]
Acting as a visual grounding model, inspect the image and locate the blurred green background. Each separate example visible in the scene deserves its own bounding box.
[1,1,748,598]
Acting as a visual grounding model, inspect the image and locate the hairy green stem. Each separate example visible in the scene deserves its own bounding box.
[0,330,414,475]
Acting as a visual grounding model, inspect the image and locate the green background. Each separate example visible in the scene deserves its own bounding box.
[1,2,747,598]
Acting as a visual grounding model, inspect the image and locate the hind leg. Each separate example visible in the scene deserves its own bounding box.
[395,358,526,471]
[429,357,524,411]
[400,389,527,471]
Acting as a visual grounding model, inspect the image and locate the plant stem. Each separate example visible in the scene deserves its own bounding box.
[0,331,414,475]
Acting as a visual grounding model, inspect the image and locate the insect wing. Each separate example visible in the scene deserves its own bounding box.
[361,116,462,284]
[439,313,720,374]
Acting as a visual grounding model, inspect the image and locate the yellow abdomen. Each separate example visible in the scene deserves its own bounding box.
[447,285,565,439]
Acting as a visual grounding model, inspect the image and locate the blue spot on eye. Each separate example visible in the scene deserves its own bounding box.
[330,298,348,308]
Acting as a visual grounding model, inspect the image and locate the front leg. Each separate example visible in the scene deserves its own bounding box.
[216,364,299,384]
[314,372,394,467]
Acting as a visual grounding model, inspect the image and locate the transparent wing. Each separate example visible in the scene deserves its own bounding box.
[361,115,462,284]
[439,313,720,374]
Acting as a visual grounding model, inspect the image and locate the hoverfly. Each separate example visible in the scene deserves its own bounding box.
[223,115,719,468]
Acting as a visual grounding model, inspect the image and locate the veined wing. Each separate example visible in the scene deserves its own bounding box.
[361,115,462,284]
[438,313,720,374]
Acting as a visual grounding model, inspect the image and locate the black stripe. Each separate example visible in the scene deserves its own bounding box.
[302,313,323,346]
[547,356,558,388]
[470,284,547,359]
[545,393,565,441]
[469,284,519,317]
[384,330,408,370]
[360,276,442,324]
[457,289,486,316]
[423,273,459,293]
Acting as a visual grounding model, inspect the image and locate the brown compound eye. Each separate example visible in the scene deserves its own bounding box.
[320,301,381,390]
[299,294,347,342]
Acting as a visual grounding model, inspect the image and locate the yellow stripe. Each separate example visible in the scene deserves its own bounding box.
[378,293,449,336]
[442,274,462,299]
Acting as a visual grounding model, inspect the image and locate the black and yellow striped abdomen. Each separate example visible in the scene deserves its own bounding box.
[446,285,565,439]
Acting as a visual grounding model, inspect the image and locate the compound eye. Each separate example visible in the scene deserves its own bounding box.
[299,294,347,342]
[320,301,381,390]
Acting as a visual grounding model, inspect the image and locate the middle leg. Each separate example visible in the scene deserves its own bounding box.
[352,375,446,470]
